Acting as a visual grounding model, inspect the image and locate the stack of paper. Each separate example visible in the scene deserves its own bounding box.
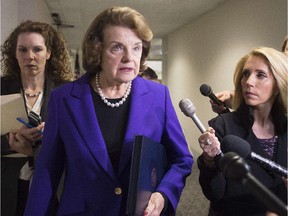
[1,93,27,135]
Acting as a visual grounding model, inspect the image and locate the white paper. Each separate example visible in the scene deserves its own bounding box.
[1,93,27,135]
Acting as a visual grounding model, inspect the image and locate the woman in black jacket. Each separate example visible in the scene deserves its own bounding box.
[1,20,73,216]
[197,47,287,216]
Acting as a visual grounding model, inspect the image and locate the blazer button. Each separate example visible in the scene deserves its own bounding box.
[114,187,122,195]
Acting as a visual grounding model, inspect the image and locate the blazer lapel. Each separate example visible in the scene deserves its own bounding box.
[67,76,154,180]
[68,75,117,181]
[118,77,154,176]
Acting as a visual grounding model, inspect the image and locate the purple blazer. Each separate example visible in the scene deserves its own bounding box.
[24,74,193,216]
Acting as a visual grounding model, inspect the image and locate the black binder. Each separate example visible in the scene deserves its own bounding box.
[126,135,167,216]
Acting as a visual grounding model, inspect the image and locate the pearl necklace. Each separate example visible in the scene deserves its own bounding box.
[95,73,132,108]
[24,88,44,97]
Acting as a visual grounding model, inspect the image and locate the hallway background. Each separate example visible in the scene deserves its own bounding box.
[1,0,287,215]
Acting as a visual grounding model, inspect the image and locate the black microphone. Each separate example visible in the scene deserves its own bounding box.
[222,135,288,177]
[179,98,206,133]
[200,84,224,106]
[219,152,288,216]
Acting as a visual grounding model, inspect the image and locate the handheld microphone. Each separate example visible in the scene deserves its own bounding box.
[179,98,224,163]
[222,135,288,177]
[179,98,206,133]
[219,152,288,216]
[200,84,224,106]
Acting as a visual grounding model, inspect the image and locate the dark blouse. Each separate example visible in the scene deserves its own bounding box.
[258,136,277,160]
[90,87,130,172]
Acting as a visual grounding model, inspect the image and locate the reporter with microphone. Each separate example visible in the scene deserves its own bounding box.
[197,47,287,216]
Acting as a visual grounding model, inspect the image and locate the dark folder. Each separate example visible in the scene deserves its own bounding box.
[126,135,167,216]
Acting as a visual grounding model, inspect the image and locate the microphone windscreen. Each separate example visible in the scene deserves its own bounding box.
[218,151,250,180]
[200,84,212,96]
[222,135,251,159]
[179,98,196,117]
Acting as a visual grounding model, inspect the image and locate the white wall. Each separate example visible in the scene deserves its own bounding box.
[17,0,52,23]
[0,0,70,75]
[1,0,52,45]
[165,0,287,158]
[1,0,18,46]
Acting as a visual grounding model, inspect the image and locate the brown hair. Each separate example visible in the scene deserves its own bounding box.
[82,6,153,74]
[140,67,158,80]
[1,20,73,83]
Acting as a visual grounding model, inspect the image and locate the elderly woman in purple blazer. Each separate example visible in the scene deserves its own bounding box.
[24,6,193,216]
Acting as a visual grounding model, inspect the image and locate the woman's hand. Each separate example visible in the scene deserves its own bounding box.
[18,122,45,142]
[210,90,234,113]
[8,122,45,156]
[144,192,165,216]
[8,131,33,156]
[198,127,221,164]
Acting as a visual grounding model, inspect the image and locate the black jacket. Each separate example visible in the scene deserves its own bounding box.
[197,103,287,216]
[1,76,56,216]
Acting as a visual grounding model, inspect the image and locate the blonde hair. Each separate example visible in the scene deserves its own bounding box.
[233,47,287,115]
[281,35,288,52]
[82,6,153,73]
